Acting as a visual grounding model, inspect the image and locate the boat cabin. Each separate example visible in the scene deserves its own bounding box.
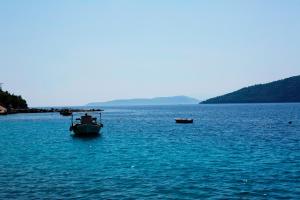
[75,113,97,124]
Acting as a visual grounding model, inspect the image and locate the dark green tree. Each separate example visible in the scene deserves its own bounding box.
[0,90,28,109]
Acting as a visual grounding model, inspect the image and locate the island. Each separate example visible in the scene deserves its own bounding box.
[87,96,199,106]
[201,75,300,104]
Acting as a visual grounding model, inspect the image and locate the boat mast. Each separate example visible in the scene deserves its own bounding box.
[71,114,73,126]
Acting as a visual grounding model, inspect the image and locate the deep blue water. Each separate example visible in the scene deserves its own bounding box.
[0,104,300,199]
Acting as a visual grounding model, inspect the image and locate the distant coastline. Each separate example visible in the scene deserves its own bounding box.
[0,88,103,115]
[87,96,199,106]
[2,75,300,110]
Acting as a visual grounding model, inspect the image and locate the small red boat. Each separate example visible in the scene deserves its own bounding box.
[175,118,193,123]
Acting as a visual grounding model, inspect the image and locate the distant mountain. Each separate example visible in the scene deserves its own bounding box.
[87,96,199,106]
[201,75,300,104]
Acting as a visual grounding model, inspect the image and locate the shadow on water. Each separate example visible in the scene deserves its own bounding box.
[70,134,102,141]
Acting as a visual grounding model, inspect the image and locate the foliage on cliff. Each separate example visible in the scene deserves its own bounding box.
[0,89,28,109]
[202,75,300,104]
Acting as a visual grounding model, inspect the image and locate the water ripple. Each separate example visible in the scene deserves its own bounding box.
[0,104,300,199]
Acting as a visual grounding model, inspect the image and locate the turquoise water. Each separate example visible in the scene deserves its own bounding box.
[0,104,299,199]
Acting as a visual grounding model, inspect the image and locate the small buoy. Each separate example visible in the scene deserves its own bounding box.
[288,121,292,124]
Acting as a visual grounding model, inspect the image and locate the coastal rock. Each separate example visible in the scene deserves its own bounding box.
[0,105,7,115]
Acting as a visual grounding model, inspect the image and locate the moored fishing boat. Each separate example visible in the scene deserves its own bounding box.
[70,113,103,136]
[59,109,72,116]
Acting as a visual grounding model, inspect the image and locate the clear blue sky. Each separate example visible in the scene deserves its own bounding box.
[1,0,299,107]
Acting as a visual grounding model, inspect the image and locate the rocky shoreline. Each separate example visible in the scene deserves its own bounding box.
[0,108,103,115]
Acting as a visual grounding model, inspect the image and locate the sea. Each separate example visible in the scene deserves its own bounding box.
[0,104,299,199]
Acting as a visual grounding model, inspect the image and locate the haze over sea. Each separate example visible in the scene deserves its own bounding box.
[1,104,299,199]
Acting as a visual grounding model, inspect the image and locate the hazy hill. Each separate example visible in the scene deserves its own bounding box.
[201,75,300,104]
[0,89,28,109]
[87,96,199,106]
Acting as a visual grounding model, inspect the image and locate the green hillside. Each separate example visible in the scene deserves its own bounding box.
[201,75,300,104]
[0,89,28,109]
